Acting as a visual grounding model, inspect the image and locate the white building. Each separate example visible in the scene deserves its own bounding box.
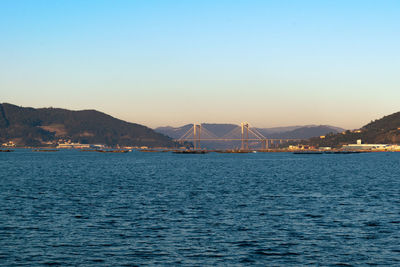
[57,142,90,149]
[342,139,389,150]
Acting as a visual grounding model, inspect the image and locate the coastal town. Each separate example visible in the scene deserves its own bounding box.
[3,138,400,153]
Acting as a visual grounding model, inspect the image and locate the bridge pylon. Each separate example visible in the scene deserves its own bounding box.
[193,123,201,150]
[241,122,249,150]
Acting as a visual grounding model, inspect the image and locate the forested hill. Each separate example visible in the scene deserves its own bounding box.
[309,111,400,147]
[0,103,175,147]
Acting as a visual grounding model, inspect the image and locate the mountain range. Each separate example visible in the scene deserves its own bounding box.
[3,102,400,149]
[0,103,174,147]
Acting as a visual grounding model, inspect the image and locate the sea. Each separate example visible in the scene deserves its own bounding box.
[0,149,399,266]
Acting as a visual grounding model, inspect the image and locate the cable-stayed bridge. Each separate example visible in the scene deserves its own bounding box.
[175,122,300,150]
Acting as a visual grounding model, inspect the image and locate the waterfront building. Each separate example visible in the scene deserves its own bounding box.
[57,142,90,149]
[1,141,16,147]
[288,144,315,150]
[342,139,389,150]
[319,147,332,150]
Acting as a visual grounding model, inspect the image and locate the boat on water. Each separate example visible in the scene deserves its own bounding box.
[0,149,13,152]
[332,151,363,154]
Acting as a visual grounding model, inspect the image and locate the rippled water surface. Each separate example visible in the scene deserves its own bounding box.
[0,150,399,266]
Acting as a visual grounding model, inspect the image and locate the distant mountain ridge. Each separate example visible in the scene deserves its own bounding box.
[256,125,344,135]
[0,103,175,147]
[261,125,344,139]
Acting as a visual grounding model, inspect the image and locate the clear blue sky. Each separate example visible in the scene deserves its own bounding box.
[1,0,399,129]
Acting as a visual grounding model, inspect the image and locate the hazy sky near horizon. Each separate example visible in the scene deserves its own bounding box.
[1,0,399,129]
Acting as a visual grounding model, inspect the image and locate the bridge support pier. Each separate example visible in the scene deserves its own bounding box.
[262,139,269,150]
